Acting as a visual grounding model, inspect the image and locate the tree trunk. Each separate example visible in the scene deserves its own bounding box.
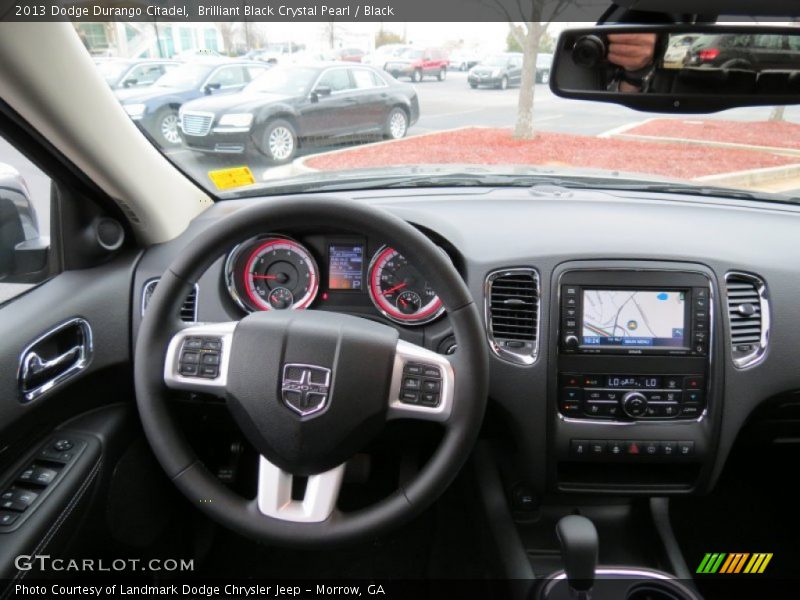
[514,24,543,139]
[769,106,786,122]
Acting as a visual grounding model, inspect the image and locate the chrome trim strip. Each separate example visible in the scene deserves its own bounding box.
[554,267,714,425]
[541,567,702,600]
[141,278,199,322]
[366,244,446,326]
[257,457,344,523]
[163,322,236,395]
[17,317,93,404]
[725,271,770,369]
[387,339,455,422]
[484,267,540,365]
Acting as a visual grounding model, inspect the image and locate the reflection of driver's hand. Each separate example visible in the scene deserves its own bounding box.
[607,33,657,92]
[607,33,657,70]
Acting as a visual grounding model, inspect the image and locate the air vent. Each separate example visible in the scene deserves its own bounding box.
[141,279,199,323]
[725,272,769,368]
[485,268,539,364]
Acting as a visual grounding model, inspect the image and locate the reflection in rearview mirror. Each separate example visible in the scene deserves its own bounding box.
[551,26,800,113]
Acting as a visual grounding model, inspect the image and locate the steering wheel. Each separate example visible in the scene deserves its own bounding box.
[134,197,488,546]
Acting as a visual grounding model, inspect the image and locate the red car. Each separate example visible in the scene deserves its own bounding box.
[331,48,366,63]
[384,47,449,82]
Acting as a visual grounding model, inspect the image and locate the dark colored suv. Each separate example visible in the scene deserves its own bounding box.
[468,53,523,89]
[686,33,800,70]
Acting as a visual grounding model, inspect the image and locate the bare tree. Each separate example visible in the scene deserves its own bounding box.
[216,22,239,55]
[490,0,575,139]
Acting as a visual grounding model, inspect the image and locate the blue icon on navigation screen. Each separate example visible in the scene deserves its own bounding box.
[657,292,668,301]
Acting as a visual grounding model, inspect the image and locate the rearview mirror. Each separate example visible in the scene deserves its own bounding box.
[551,25,800,112]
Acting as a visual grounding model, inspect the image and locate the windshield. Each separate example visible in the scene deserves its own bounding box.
[95,61,130,84]
[481,55,511,67]
[154,64,210,88]
[245,67,318,95]
[401,49,424,59]
[89,21,800,205]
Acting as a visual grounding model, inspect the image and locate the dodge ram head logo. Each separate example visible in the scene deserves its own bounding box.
[280,364,331,416]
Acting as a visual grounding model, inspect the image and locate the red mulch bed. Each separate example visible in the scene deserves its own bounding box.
[304,128,796,180]
[624,118,800,150]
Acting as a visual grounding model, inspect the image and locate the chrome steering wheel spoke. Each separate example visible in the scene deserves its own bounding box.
[163,322,236,396]
[257,456,345,523]
[387,339,455,422]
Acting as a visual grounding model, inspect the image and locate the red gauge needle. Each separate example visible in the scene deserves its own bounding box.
[252,274,278,280]
[382,282,407,295]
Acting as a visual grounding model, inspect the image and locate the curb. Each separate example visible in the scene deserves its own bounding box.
[291,126,480,174]
[694,163,800,188]
[610,132,800,157]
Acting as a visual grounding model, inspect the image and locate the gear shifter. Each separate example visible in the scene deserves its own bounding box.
[556,515,598,600]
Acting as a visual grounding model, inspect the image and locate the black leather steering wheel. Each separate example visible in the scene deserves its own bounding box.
[134,197,488,547]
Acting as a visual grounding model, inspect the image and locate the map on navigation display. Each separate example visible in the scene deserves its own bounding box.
[581,289,686,347]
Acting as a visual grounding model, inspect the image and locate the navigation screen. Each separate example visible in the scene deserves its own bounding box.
[581,289,686,348]
[328,244,363,290]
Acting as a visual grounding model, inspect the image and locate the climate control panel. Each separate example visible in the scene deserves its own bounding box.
[559,373,706,421]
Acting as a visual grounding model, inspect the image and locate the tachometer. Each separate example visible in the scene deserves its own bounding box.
[226,236,319,312]
[368,246,444,325]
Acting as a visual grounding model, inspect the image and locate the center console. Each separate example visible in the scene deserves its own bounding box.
[550,263,720,492]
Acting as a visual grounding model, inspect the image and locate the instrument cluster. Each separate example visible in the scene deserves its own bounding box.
[224,234,445,326]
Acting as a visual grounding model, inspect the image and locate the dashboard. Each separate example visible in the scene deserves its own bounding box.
[132,186,800,498]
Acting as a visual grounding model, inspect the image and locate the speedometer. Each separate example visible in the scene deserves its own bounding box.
[367,246,444,325]
[226,236,319,312]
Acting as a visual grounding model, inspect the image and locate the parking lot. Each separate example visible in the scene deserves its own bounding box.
[3,68,800,232]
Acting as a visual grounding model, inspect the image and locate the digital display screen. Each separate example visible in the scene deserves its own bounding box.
[328,244,363,290]
[581,289,686,348]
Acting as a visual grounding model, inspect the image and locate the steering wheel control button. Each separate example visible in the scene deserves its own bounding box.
[184,337,203,350]
[402,377,421,391]
[179,337,224,379]
[420,393,440,407]
[403,364,424,376]
[201,353,220,365]
[421,379,440,393]
[400,391,419,404]
[180,363,199,376]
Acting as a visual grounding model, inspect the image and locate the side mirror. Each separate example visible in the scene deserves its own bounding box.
[551,24,800,112]
[311,85,332,102]
[204,82,222,95]
[0,169,48,283]
[122,77,138,88]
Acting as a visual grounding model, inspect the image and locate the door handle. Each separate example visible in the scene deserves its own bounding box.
[17,318,93,403]
[21,346,81,381]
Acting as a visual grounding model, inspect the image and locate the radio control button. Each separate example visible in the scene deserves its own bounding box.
[608,441,625,456]
[684,376,704,390]
[680,403,702,418]
[589,441,606,455]
[624,441,642,456]
[694,320,708,332]
[563,286,578,297]
[643,441,659,456]
[677,441,695,456]
[683,389,704,404]
[563,334,580,349]
[622,391,648,418]
[563,307,577,318]
[660,441,678,456]
[571,440,589,457]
